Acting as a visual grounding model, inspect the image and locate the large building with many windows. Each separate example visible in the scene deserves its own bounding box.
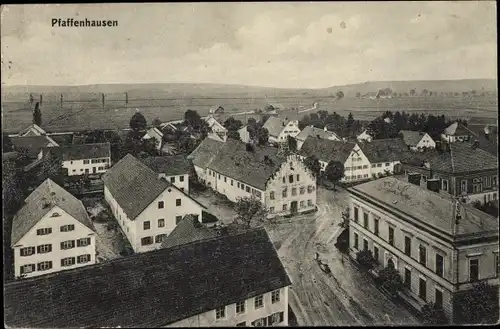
[347,176,498,322]
[4,228,291,328]
[102,154,205,253]
[10,179,96,279]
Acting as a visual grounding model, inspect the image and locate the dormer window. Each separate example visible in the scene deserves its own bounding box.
[51,212,60,217]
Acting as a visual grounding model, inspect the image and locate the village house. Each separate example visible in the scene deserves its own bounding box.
[209,105,225,114]
[348,176,498,322]
[262,114,301,145]
[4,228,291,328]
[189,138,317,218]
[441,122,474,143]
[42,143,111,176]
[400,130,436,151]
[295,125,341,150]
[142,127,164,151]
[238,125,252,143]
[402,142,498,205]
[357,129,373,142]
[11,123,47,137]
[102,154,205,253]
[11,135,59,159]
[205,115,228,142]
[10,178,96,279]
[140,155,192,193]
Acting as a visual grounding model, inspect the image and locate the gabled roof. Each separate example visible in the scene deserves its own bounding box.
[11,135,58,157]
[295,125,339,142]
[298,136,355,164]
[161,215,219,249]
[205,116,227,131]
[18,124,46,136]
[4,228,291,328]
[399,130,429,147]
[11,179,94,245]
[45,143,110,161]
[428,142,498,174]
[208,139,285,190]
[444,122,472,136]
[140,155,192,176]
[145,127,164,138]
[357,138,410,163]
[262,116,286,137]
[349,176,498,237]
[209,105,225,113]
[187,137,225,168]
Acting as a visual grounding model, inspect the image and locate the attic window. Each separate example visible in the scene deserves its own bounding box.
[51,212,60,217]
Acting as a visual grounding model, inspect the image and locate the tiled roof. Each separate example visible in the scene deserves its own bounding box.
[11,135,58,157]
[161,215,219,249]
[428,142,498,174]
[11,179,94,245]
[49,134,74,146]
[46,143,110,161]
[208,139,285,190]
[4,228,291,328]
[444,122,472,136]
[18,124,46,136]
[400,130,427,147]
[295,125,339,142]
[262,116,286,137]
[102,154,171,220]
[187,137,225,169]
[349,176,498,237]
[358,138,410,163]
[140,155,193,176]
[146,127,164,138]
[298,136,355,164]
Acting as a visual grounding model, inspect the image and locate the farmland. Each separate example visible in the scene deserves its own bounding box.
[1,81,497,133]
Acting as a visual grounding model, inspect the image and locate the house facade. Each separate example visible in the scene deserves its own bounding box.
[295,125,340,150]
[11,179,96,279]
[205,115,228,142]
[262,116,301,144]
[142,127,164,151]
[11,135,59,159]
[347,176,498,322]
[103,154,204,253]
[400,130,436,151]
[441,122,474,143]
[238,125,251,143]
[140,155,192,193]
[42,143,111,176]
[357,130,373,142]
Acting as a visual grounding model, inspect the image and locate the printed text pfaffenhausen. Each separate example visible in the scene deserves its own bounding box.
[52,18,118,27]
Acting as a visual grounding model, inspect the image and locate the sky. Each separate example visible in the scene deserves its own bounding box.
[0,2,497,88]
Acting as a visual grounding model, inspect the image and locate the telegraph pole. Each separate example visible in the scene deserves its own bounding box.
[40,94,43,105]
[101,93,105,108]
[125,92,128,105]
[60,94,63,108]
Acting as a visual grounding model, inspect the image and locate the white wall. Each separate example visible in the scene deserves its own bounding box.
[342,144,371,182]
[160,173,190,194]
[143,129,163,151]
[13,205,96,278]
[239,127,251,143]
[415,134,436,150]
[167,287,289,327]
[276,121,301,143]
[63,157,111,176]
[357,131,373,142]
[209,169,265,204]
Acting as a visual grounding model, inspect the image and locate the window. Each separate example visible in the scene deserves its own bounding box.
[419,245,427,266]
[289,175,294,183]
[292,187,297,196]
[77,254,91,264]
[230,179,233,186]
[354,207,359,222]
[307,199,313,206]
[176,199,181,206]
[77,238,91,247]
[282,177,286,183]
[252,317,267,327]
[267,312,284,325]
[442,180,448,191]
[435,254,444,277]
[435,289,443,309]
[377,163,382,167]
[241,184,245,190]
[484,176,492,187]
[20,264,35,274]
[20,247,35,257]
[300,186,305,195]
[363,165,368,169]
[83,160,90,164]
[271,289,280,303]
[373,245,379,262]
[218,174,221,180]
[254,294,264,309]
[404,236,411,256]
[282,204,288,211]
[143,221,151,230]
[236,322,246,327]
[388,226,394,246]
[371,164,376,168]
[495,253,499,275]
[363,213,368,229]
[170,176,175,183]
[155,234,167,243]
[224,177,227,183]
[385,163,390,166]
[269,206,275,213]
[61,240,75,250]
[404,268,411,290]
[282,189,287,198]
[236,300,246,314]
[461,180,467,193]
[158,218,165,228]
[61,257,76,267]
[36,228,52,236]
[307,185,314,193]
[469,259,479,281]
[296,174,300,181]
[493,176,497,187]
[246,186,250,193]
[158,201,164,209]
[419,277,427,301]
[363,238,368,251]
[37,261,53,271]
[374,218,379,236]
[354,232,359,249]
[141,236,153,246]
[357,166,362,170]
[91,159,99,164]
[37,244,52,254]
[299,200,305,208]
[176,216,183,224]
[215,306,226,319]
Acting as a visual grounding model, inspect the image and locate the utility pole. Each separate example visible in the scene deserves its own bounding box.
[60,94,63,108]
[102,93,105,108]
[40,94,43,106]
[125,92,128,105]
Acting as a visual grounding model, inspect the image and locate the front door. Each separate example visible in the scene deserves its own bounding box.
[291,201,298,214]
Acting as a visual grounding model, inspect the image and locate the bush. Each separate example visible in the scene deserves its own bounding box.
[356,249,377,270]
[453,282,499,324]
[421,303,449,325]
[378,266,404,296]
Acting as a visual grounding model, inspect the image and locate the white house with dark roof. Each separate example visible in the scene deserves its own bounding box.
[295,125,340,150]
[189,138,317,218]
[142,127,164,151]
[209,105,225,114]
[5,228,291,328]
[102,154,205,253]
[356,129,373,142]
[140,155,192,193]
[204,115,228,142]
[441,122,474,143]
[11,135,59,159]
[15,124,47,137]
[400,130,436,151]
[262,115,301,144]
[11,179,96,279]
[238,125,252,143]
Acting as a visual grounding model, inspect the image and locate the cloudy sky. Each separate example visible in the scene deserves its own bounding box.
[1,2,496,88]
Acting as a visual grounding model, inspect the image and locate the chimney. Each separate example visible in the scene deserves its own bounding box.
[427,178,440,193]
[408,173,421,186]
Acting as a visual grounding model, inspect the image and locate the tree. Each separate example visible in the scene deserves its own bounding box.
[29,93,34,105]
[356,249,377,270]
[339,208,350,228]
[234,196,268,228]
[287,136,297,152]
[421,303,449,325]
[2,157,25,216]
[346,112,355,128]
[409,89,416,96]
[336,90,344,100]
[454,282,499,324]
[33,101,42,126]
[303,156,321,179]
[355,92,361,98]
[152,117,162,127]
[38,152,64,186]
[83,129,107,144]
[325,160,344,190]
[227,130,241,141]
[378,265,404,296]
[256,127,269,146]
[3,133,13,152]
[129,110,147,131]
[224,117,243,132]
[421,89,429,97]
